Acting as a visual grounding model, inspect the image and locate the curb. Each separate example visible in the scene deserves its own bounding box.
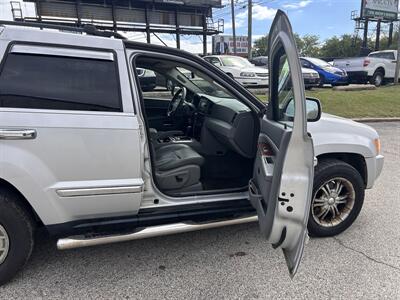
[352,117,400,123]
[332,85,376,91]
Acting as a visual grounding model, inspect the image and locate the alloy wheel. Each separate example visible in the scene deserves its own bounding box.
[375,74,383,86]
[0,224,10,265]
[312,177,355,227]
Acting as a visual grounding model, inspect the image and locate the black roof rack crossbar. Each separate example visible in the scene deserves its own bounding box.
[0,20,126,39]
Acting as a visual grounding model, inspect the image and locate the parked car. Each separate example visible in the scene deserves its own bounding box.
[0,11,383,285]
[250,56,320,89]
[300,57,348,87]
[203,55,269,87]
[333,50,399,87]
[156,68,193,92]
[137,68,156,91]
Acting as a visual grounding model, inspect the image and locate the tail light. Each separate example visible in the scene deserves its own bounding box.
[363,59,370,67]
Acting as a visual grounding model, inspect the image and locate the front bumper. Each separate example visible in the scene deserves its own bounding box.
[236,76,269,87]
[304,77,320,87]
[329,75,349,85]
[365,154,384,189]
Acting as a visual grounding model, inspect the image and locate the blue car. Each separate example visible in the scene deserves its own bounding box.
[300,57,348,87]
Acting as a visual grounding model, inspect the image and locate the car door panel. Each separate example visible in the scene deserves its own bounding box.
[249,10,314,277]
[0,43,143,225]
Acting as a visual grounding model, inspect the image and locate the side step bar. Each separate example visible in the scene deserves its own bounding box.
[57,216,258,250]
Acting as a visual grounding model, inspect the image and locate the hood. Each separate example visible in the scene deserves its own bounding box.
[308,113,379,141]
[240,66,269,73]
[322,66,346,75]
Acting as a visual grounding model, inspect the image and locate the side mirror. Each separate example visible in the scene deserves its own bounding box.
[285,97,322,122]
[305,97,322,122]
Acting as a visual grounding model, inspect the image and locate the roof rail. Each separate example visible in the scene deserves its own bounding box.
[0,20,126,39]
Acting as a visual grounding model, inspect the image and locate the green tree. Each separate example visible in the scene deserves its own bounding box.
[319,34,373,58]
[253,35,268,56]
[380,24,399,50]
[253,33,320,57]
[294,34,320,57]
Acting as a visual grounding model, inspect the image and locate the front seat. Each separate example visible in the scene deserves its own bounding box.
[154,144,204,192]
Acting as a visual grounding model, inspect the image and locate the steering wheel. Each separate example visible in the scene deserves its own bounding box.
[167,87,187,118]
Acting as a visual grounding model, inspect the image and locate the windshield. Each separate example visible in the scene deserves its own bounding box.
[220,56,253,67]
[305,57,331,68]
[171,66,232,98]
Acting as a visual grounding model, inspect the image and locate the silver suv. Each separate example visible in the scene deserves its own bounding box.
[0,11,383,285]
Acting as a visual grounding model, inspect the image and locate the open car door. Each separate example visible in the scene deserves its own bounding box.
[249,10,314,277]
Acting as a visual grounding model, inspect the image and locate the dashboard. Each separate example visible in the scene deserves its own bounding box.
[194,94,256,158]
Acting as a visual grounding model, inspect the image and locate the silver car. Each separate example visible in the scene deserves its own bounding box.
[0,11,383,285]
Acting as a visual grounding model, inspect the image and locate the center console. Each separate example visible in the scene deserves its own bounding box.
[156,134,202,153]
[157,135,193,144]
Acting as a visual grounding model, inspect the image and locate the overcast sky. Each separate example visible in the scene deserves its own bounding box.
[0,0,398,53]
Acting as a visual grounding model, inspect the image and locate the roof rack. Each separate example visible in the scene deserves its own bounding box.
[0,20,126,39]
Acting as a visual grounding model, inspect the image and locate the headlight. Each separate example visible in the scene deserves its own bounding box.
[240,72,256,77]
[373,138,381,155]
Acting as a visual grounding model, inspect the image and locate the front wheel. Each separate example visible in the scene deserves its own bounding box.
[370,71,384,87]
[0,190,35,285]
[308,159,365,237]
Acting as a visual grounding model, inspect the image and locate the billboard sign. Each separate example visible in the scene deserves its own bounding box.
[212,35,249,55]
[361,0,399,20]
[152,0,222,6]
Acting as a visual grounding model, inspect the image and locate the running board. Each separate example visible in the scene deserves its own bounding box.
[57,216,258,250]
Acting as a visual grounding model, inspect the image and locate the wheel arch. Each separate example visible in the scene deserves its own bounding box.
[316,153,367,188]
[374,66,385,76]
[0,178,44,227]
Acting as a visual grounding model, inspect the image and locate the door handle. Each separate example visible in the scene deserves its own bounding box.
[0,129,37,140]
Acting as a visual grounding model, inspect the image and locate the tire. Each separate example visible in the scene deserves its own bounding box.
[307,159,365,237]
[226,73,234,79]
[0,189,35,286]
[369,70,384,87]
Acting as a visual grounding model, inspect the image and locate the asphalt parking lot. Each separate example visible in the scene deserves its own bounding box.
[1,122,399,299]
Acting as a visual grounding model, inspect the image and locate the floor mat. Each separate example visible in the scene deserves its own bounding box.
[201,151,253,190]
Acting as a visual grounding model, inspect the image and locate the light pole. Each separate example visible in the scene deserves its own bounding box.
[394,22,400,85]
[231,0,237,54]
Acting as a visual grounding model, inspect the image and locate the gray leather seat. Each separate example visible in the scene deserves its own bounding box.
[154,144,204,192]
[155,144,204,171]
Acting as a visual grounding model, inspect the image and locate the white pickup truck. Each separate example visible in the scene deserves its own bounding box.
[333,50,398,86]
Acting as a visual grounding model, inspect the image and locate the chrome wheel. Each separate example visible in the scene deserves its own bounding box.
[374,74,383,86]
[0,224,10,265]
[312,177,355,227]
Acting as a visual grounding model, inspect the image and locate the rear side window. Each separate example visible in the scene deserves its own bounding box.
[0,52,121,112]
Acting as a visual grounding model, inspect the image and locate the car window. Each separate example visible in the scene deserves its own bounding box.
[304,57,330,68]
[0,53,121,112]
[270,51,294,126]
[220,56,252,67]
[135,59,233,99]
[205,57,222,67]
[300,59,311,68]
[383,52,395,60]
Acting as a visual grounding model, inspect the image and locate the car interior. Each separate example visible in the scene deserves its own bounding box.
[135,56,258,197]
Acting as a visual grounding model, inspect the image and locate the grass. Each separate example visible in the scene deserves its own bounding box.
[256,85,400,118]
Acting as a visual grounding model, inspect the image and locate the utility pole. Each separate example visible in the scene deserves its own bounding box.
[231,0,237,54]
[394,23,400,85]
[247,0,252,59]
[375,19,381,51]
